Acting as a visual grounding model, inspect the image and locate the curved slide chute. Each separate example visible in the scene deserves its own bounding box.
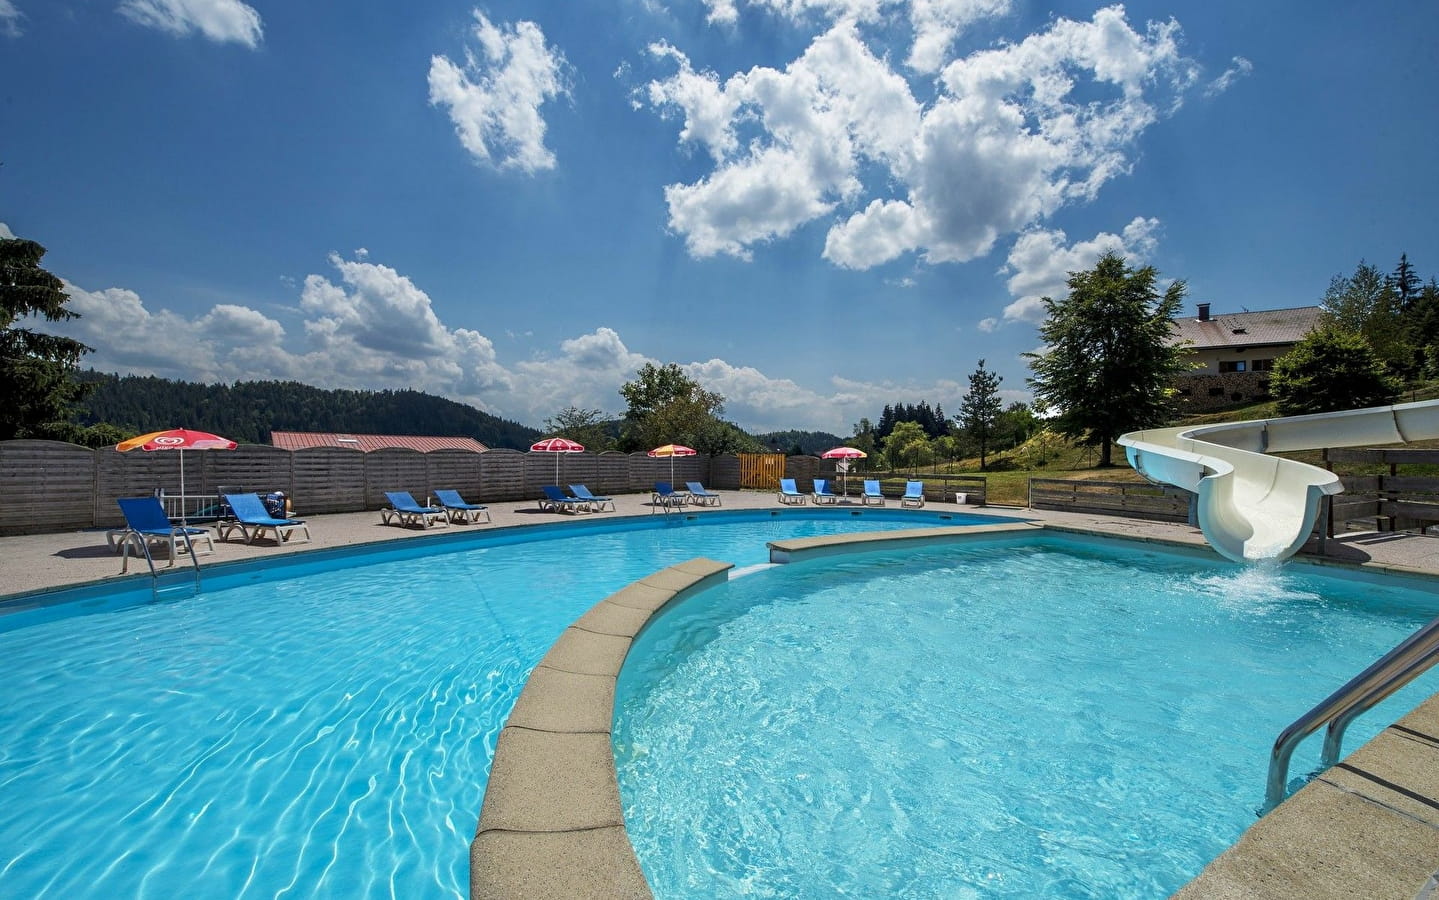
[1119,399,1439,563]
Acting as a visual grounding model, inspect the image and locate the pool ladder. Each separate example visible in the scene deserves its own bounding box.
[1264,611,1439,812]
[119,530,203,600]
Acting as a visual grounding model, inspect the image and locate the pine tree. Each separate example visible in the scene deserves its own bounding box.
[0,237,94,440]
[958,360,1003,469]
[1025,252,1190,467]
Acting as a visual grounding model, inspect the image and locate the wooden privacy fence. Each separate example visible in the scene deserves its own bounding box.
[1324,448,1439,535]
[0,440,720,535]
[1028,478,1191,522]
[0,440,1013,535]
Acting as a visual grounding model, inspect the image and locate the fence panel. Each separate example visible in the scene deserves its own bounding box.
[711,454,741,490]
[209,446,293,497]
[425,450,483,502]
[1028,478,1191,521]
[364,450,432,508]
[292,448,367,514]
[480,450,528,503]
[0,440,96,534]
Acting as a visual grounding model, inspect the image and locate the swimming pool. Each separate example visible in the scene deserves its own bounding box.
[0,508,990,899]
[614,533,1439,898]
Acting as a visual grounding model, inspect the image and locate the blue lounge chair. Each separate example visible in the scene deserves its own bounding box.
[811,478,839,504]
[540,484,589,513]
[219,492,312,545]
[777,478,806,505]
[861,479,885,506]
[569,484,614,512]
[434,489,490,524]
[652,482,688,509]
[382,491,448,528]
[901,480,925,508]
[685,481,721,506]
[115,496,214,569]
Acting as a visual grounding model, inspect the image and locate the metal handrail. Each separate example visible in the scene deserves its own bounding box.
[1264,612,1439,812]
[119,527,203,597]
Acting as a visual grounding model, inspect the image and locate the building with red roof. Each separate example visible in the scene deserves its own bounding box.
[270,431,488,453]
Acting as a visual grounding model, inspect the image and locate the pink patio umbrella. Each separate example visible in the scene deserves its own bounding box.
[530,436,585,482]
[821,445,868,497]
[647,443,697,485]
[116,428,238,521]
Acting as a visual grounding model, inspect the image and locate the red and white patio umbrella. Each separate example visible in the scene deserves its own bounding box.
[821,445,868,496]
[116,428,238,518]
[530,436,585,482]
[647,443,697,484]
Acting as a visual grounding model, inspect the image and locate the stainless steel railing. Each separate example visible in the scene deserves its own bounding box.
[1264,612,1439,812]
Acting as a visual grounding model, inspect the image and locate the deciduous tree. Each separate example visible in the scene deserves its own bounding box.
[1270,328,1400,415]
[618,362,729,452]
[1025,252,1190,467]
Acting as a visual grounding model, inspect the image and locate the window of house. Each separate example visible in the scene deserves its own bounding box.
[1219,360,1247,373]
[1252,358,1275,372]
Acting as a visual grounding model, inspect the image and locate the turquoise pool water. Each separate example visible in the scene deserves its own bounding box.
[614,533,1439,898]
[0,508,985,899]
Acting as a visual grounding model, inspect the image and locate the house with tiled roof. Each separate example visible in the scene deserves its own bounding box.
[1169,303,1323,411]
[270,431,488,453]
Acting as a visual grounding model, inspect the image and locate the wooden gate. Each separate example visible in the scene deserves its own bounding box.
[739,453,786,490]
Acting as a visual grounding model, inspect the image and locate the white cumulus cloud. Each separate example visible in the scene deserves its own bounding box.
[428,10,569,173]
[999,216,1161,325]
[644,5,1199,271]
[118,0,263,48]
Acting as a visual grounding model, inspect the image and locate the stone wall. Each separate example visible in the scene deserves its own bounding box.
[1173,371,1272,413]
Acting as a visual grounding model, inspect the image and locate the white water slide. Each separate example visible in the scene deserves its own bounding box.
[1118,399,1439,563]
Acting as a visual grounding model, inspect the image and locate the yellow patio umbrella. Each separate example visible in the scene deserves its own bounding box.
[648,443,697,484]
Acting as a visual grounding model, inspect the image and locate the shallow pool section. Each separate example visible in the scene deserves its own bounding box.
[613,534,1439,898]
[0,509,991,899]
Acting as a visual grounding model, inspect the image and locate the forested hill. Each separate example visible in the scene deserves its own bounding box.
[73,372,542,450]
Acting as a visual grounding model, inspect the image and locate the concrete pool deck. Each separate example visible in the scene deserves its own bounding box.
[3,490,1438,898]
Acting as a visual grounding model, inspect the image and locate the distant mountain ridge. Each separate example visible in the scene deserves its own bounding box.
[74,372,542,450]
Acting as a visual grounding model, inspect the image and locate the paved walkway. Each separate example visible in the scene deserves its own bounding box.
[7,490,1439,600]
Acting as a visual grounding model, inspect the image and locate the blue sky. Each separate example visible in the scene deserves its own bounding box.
[3,1,1436,434]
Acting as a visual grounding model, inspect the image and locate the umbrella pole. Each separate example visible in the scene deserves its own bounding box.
[178,449,186,523]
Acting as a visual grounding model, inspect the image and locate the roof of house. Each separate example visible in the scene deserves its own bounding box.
[269,431,489,453]
[1169,305,1323,350]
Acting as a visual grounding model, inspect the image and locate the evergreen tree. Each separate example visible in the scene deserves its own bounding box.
[958,359,1003,469]
[0,237,95,440]
[1025,252,1190,467]
[1391,253,1421,310]
[1270,327,1400,414]
[1321,260,1412,375]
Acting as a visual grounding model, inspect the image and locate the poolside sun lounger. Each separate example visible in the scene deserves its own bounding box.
[115,496,214,569]
[777,478,806,505]
[861,480,885,506]
[382,491,449,528]
[434,489,490,524]
[219,492,312,545]
[901,480,925,508]
[811,478,839,504]
[652,482,688,509]
[569,484,615,512]
[685,482,721,506]
[540,484,589,513]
